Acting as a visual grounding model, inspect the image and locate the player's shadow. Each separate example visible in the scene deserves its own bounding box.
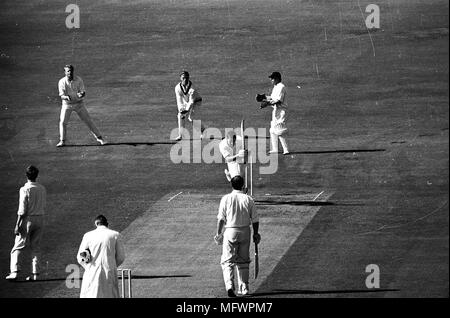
[12,274,191,283]
[174,136,270,141]
[250,288,400,297]
[288,149,386,155]
[255,200,363,207]
[63,141,178,147]
[13,277,82,283]
[129,274,191,279]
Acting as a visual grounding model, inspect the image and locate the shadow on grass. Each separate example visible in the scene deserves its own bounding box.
[255,200,362,207]
[129,274,191,279]
[250,288,400,297]
[63,141,177,147]
[11,274,191,283]
[288,149,386,155]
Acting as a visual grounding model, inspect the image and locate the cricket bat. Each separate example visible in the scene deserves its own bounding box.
[240,119,248,190]
[254,242,259,279]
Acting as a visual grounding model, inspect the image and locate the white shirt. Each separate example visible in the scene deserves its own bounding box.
[17,181,46,216]
[219,135,243,160]
[217,190,258,228]
[269,82,287,108]
[58,76,85,106]
[175,81,202,112]
[219,135,244,178]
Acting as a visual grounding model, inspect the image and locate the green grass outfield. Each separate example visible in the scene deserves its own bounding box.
[0,0,448,298]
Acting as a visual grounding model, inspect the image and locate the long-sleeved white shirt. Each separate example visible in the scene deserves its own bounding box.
[269,82,287,108]
[58,76,85,106]
[17,181,46,217]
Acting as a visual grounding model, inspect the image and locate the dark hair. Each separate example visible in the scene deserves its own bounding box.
[64,64,74,71]
[180,70,189,78]
[94,215,108,226]
[230,176,244,190]
[26,165,39,181]
[269,71,282,81]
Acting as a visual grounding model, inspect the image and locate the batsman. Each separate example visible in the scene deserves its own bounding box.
[219,130,246,182]
[214,176,261,297]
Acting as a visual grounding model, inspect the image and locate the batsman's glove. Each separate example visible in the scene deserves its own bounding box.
[255,93,266,102]
[259,101,271,109]
[214,233,224,245]
[253,233,261,244]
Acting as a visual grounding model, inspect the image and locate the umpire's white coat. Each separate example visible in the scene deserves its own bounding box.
[77,225,125,298]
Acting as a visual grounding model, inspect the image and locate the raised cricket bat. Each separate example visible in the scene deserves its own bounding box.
[254,242,259,279]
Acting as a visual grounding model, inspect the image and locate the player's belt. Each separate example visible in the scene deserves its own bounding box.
[224,225,251,229]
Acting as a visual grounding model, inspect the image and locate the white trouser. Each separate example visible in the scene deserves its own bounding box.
[226,161,244,180]
[177,101,204,136]
[220,226,251,292]
[10,216,44,274]
[59,102,101,141]
[270,131,289,153]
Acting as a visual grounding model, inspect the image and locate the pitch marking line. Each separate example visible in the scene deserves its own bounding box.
[168,191,183,202]
[313,190,324,201]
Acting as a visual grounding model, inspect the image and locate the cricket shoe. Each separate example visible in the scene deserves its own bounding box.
[238,284,249,296]
[56,140,65,147]
[26,274,39,281]
[5,272,18,281]
[283,151,290,155]
[227,289,237,298]
[96,137,106,145]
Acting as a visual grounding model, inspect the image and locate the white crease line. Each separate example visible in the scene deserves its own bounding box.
[168,191,183,202]
[313,191,324,201]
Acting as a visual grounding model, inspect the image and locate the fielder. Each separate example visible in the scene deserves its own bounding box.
[219,130,247,182]
[214,176,261,297]
[57,64,106,147]
[174,71,205,141]
[6,166,46,281]
[258,71,290,155]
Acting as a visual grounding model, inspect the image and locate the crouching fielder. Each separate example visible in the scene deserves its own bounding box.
[214,176,260,297]
[219,131,247,182]
[174,71,205,141]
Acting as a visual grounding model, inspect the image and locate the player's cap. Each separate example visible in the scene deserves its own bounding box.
[268,71,281,80]
[180,70,190,78]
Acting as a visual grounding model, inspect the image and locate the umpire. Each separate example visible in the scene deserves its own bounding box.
[214,176,261,297]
